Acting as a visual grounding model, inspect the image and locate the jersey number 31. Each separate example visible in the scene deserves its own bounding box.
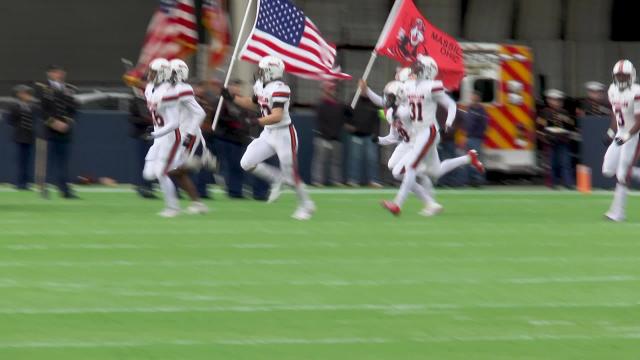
[409,102,423,122]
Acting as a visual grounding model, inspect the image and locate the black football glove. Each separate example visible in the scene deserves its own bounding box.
[221,87,235,102]
[371,135,379,144]
[142,125,154,141]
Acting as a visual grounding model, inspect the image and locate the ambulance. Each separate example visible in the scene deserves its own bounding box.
[458,43,536,173]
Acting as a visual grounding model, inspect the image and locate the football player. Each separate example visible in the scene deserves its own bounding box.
[361,73,442,216]
[382,55,484,216]
[166,59,209,215]
[221,56,315,220]
[602,59,640,221]
[143,58,182,217]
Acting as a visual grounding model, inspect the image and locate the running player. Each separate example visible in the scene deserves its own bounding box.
[382,55,484,215]
[143,58,182,217]
[602,59,640,221]
[220,56,315,220]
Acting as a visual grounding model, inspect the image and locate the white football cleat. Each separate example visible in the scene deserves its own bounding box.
[604,211,625,222]
[419,202,444,217]
[267,178,283,203]
[158,208,180,218]
[292,202,316,221]
[185,202,209,215]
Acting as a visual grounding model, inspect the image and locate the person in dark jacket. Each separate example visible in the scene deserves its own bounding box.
[537,89,575,189]
[7,85,37,190]
[36,65,79,198]
[311,82,346,186]
[213,79,256,198]
[345,94,382,187]
[128,95,156,198]
[464,91,489,186]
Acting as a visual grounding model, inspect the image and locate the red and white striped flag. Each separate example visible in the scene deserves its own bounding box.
[124,0,198,87]
[239,0,351,80]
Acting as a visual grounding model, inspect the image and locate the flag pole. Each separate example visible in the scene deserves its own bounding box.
[212,0,254,131]
[350,51,377,109]
[350,0,402,109]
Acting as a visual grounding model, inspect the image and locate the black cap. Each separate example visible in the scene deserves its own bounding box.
[13,84,33,96]
[47,64,64,71]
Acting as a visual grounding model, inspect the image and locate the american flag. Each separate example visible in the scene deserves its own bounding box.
[239,0,351,80]
[124,0,198,86]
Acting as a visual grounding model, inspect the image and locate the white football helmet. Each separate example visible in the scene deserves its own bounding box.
[148,58,171,85]
[170,59,189,83]
[396,67,412,83]
[412,54,438,80]
[613,59,636,91]
[383,80,406,108]
[257,56,285,83]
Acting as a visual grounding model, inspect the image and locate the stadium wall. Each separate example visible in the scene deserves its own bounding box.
[0,111,317,186]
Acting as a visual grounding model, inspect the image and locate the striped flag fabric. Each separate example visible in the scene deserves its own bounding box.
[239,0,351,80]
[124,0,198,87]
[202,0,230,68]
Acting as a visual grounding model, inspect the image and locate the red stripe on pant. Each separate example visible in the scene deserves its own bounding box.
[164,129,181,175]
[412,125,437,169]
[625,135,640,184]
[288,124,301,185]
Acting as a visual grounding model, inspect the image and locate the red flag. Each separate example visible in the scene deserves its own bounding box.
[375,0,464,90]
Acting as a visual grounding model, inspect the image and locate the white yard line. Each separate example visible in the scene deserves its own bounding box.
[0,275,637,291]
[0,185,633,196]
[0,256,638,268]
[0,333,639,349]
[0,301,638,315]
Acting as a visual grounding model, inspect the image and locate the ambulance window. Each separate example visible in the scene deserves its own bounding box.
[473,79,496,103]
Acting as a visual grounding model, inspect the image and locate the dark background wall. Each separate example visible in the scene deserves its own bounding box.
[0,0,156,93]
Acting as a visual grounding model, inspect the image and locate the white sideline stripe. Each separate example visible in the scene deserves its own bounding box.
[1,333,639,349]
[0,275,636,290]
[0,257,638,267]
[3,240,595,250]
[1,302,638,315]
[0,186,634,196]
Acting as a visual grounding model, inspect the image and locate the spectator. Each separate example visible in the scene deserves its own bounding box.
[311,82,346,186]
[464,91,489,186]
[128,95,156,198]
[577,81,611,117]
[345,94,382,188]
[6,85,37,190]
[537,89,575,189]
[213,79,255,198]
[436,104,465,187]
[36,65,79,199]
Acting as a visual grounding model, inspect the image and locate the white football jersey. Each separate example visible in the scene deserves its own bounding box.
[608,83,640,134]
[173,82,205,135]
[253,79,292,129]
[145,82,180,133]
[404,79,445,129]
[386,104,413,143]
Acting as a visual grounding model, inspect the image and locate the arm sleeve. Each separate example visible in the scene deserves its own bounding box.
[151,111,180,138]
[271,84,291,104]
[182,95,206,126]
[378,129,400,146]
[433,91,457,128]
[366,87,385,108]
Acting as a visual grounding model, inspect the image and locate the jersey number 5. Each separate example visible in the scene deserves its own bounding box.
[615,108,625,127]
[409,102,423,122]
[260,104,271,117]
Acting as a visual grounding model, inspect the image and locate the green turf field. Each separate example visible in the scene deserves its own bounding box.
[1,187,639,359]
